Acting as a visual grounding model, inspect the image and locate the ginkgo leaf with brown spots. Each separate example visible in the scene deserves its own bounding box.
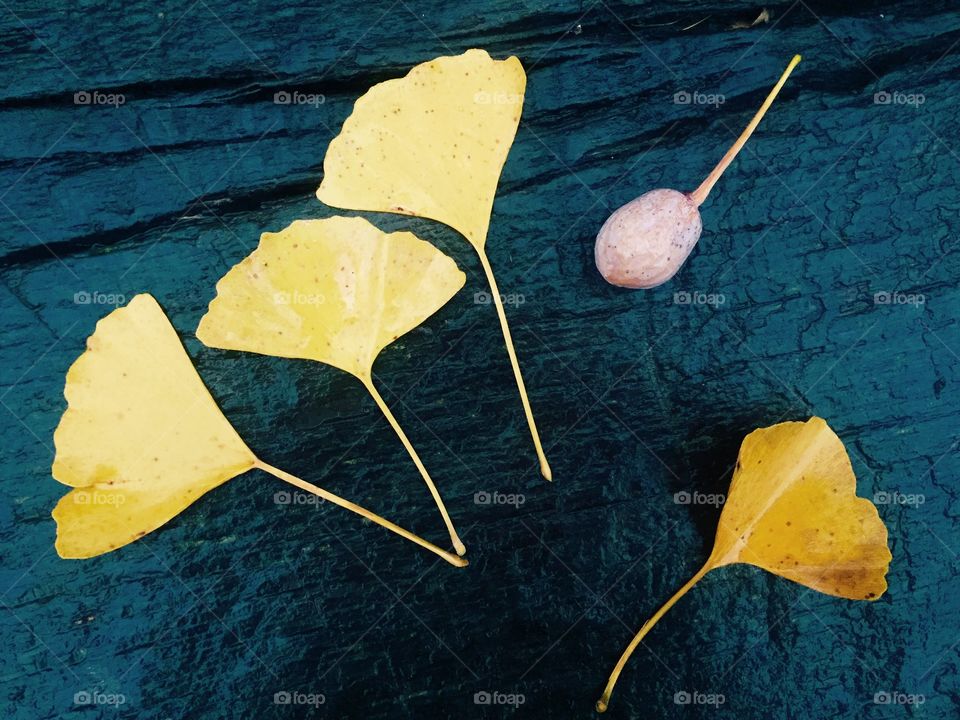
[316,49,552,482]
[52,293,466,567]
[596,417,891,712]
[196,216,469,555]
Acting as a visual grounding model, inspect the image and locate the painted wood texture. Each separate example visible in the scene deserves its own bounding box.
[1,1,957,718]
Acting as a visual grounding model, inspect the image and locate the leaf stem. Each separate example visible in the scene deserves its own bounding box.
[361,377,467,556]
[596,562,713,712]
[689,54,801,207]
[476,248,552,481]
[254,458,467,568]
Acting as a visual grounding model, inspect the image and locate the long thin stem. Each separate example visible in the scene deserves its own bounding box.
[689,55,802,207]
[477,248,552,481]
[596,562,713,713]
[361,377,467,556]
[254,458,467,568]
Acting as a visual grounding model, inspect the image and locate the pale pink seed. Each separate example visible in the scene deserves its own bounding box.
[595,189,702,289]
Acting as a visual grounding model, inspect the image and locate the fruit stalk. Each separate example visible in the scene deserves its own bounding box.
[690,54,802,206]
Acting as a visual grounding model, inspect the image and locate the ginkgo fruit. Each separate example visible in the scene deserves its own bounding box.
[52,293,466,567]
[197,216,469,555]
[595,55,801,289]
[596,417,891,712]
[316,48,552,481]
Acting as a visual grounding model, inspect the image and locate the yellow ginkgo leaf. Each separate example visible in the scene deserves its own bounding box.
[316,49,552,482]
[52,293,466,567]
[52,294,255,558]
[596,417,891,712]
[197,216,469,555]
[317,48,524,248]
[708,418,891,599]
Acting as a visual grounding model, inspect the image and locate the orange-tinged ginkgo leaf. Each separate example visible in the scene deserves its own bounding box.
[52,293,466,567]
[316,49,552,482]
[707,417,891,599]
[197,216,469,555]
[596,417,891,712]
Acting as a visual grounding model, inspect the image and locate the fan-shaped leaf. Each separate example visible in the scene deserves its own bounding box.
[596,417,891,712]
[52,294,254,558]
[317,48,524,249]
[52,294,466,567]
[315,49,551,480]
[709,417,891,600]
[197,216,465,379]
[197,216,469,555]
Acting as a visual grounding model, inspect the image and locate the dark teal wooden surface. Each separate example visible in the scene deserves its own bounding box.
[1,1,958,718]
